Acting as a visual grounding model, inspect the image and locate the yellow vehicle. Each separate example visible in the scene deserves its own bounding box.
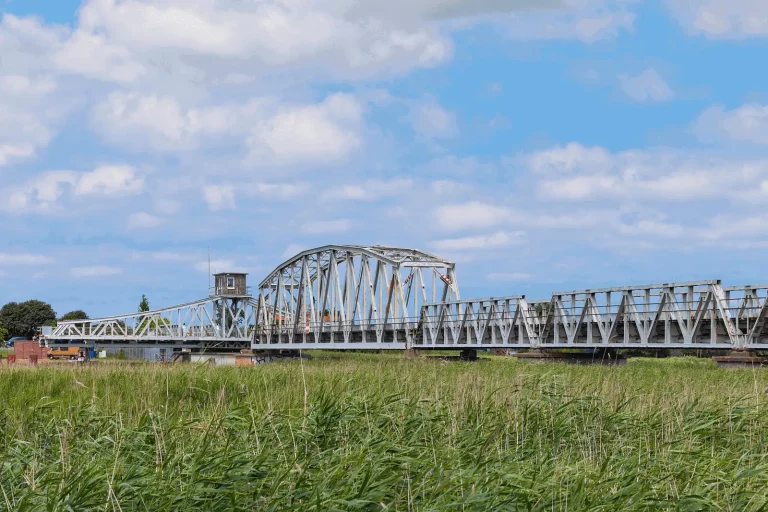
[47,347,82,360]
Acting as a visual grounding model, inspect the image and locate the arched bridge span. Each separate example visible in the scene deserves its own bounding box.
[253,245,459,348]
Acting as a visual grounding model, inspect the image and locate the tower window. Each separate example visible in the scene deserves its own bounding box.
[226,276,235,289]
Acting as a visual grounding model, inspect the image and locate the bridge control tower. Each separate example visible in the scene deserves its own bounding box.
[211,272,251,297]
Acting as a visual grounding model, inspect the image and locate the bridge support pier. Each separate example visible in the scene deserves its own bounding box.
[515,349,627,365]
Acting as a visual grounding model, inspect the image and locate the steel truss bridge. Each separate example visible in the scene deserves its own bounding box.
[42,244,768,352]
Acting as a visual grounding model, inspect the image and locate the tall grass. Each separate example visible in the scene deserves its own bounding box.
[1,355,768,510]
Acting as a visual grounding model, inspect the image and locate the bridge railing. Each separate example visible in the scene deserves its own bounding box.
[253,316,423,347]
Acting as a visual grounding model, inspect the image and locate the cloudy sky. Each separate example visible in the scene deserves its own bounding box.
[1,0,767,317]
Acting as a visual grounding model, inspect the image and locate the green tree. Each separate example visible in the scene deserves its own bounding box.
[0,300,57,339]
[138,295,150,312]
[60,310,89,322]
[0,322,8,343]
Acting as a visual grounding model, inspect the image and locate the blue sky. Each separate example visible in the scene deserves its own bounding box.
[1,0,767,317]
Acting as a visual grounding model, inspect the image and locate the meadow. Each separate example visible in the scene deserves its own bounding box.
[1,354,768,511]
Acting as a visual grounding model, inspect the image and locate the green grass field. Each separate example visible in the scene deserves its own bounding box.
[2,354,768,510]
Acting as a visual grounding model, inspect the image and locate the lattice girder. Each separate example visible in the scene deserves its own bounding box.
[253,245,458,348]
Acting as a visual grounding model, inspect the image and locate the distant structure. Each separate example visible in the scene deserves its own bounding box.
[40,245,768,354]
[212,272,250,297]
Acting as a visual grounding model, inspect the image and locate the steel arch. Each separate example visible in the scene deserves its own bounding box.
[252,245,459,348]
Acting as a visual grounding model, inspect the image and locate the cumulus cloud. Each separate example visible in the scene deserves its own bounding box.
[194,258,248,274]
[666,0,768,38]
[126,212,163,229]
[527,143,768,202]
[203,185,236,211]
[75,165,144,195]
[432,231,525,250]
[618,68,674,102]
[3,165,143,213]
[0,16,77,167]
[326,178,413,201]
[248,93,364,165]
[434,201,518,231]
[693,104,768,145]
[244,182,310,200]
[503,0,636,42]
[410,102,458,138]
[89,92,269,152]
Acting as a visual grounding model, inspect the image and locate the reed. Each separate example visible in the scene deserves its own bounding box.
[1,355,768,510]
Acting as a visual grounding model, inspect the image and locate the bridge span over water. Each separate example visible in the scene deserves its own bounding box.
[41,244,768,352]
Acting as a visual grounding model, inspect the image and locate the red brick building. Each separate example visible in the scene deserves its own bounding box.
[13,341,50,360]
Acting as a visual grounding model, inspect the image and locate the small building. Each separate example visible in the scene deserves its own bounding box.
[212,272,250,296]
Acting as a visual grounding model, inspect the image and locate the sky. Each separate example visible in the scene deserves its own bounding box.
[1,0,768,318]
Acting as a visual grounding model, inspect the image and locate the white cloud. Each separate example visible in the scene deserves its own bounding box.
[0,144,35,167]
[694,104,768,145]
[203,185,236,211]
[71,266,123,277]
[618,220,684,238]
[53,31,146,83]
[2,171,77,212]
[433,231,525,251]
[526,143,613,174]
[503,0,636,43]
[529,143,768,202]
[194,258,247,274]
[618,68,674,102]
[434,201,517,231]
[56,0,469,85]
[0,16,74,167]
[300,219,352,235]
[666,0,768,38]
[249,93,364,165]
[0,253,53,265]
[245,182,309,200]
[126,212,162,229]
[90,92,257,151]
[3,165,142,213]
[326,178,413,201]
[150,251,192,262]
[75,165,144,195]
[410,102,458,138]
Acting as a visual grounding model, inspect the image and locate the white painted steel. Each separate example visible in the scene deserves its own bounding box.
[417,280,765,350]
[45,295,259,348]
[252,245,459,347]
[39,243,768,352]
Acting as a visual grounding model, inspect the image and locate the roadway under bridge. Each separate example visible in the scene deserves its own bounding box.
[41,244,768,352]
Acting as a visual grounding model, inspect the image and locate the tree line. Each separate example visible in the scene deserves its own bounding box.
[0,294,152,341]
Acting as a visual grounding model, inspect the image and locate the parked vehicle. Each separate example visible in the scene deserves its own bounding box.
[5,337,25,347]
[48,347,82,360]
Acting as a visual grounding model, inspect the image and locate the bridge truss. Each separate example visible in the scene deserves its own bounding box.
[40,244,768,353]
[253,245,459,348]
[419,281,768,350]
[45,295,257,349]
